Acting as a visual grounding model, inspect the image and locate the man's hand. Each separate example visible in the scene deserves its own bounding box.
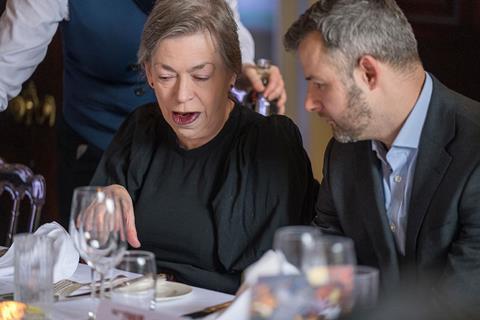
[104,184,141,248]
[242,63,287,114]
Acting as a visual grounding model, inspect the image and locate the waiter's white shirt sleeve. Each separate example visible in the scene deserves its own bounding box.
[0,0,255,111]
[0,0,68,111]
[226,0,255,65]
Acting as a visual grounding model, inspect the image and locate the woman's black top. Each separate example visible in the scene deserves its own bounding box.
[91,102,317,294]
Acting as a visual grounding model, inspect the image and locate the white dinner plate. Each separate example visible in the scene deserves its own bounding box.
[156,281,192,302]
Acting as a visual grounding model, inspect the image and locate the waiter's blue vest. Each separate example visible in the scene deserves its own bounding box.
[61,0,156,150]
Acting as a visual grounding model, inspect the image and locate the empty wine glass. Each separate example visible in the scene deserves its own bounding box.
[69,186,127,299]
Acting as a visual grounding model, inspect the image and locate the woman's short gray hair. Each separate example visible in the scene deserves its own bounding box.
[138,0,242,76]
[284,0,420,75]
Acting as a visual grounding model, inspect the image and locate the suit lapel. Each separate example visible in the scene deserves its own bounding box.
[354,142,401,285]
[405,78,454,260]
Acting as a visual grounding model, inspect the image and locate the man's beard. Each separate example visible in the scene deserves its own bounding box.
[331,83,372,143]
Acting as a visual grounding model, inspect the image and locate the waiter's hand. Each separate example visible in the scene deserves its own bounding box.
[242,63,287,114]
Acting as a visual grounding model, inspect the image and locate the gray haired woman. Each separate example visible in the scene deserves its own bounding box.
[91,0,317,293]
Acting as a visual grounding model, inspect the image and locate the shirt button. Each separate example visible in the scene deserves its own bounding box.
[394,175,402,183]
[390,223,396,232]
[134,87,145,96]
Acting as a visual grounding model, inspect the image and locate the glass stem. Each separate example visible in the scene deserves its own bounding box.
[90,268,96,299]
[98,272,106,299]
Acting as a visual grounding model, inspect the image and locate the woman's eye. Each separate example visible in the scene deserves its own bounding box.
[193,75,210,81]
[158,75,175,81]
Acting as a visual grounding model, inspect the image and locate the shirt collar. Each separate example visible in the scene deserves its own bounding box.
[392,73,433,149]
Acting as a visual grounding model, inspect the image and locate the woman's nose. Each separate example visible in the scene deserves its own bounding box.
[176,77,194,103]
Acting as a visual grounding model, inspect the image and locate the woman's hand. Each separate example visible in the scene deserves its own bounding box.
[242,63,287,114]
[103,184,141,248]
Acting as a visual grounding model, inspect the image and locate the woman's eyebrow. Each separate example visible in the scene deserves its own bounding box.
[188,63,214,72]
[153,62,214,73]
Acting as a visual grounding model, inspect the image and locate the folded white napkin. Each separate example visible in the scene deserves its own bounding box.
[211,250,298,320]
[0,222,79,282]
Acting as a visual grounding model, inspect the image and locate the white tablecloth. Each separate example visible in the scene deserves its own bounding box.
[0,263,233,319]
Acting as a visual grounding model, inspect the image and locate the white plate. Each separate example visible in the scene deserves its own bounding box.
[156,281,192,302]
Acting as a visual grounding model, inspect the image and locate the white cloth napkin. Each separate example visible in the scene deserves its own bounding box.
[210,250,298,320]
[0,222,79,282]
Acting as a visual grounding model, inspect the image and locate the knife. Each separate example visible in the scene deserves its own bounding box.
[182,300,233,318]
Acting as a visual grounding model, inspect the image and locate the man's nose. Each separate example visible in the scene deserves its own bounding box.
[304,89,318,113]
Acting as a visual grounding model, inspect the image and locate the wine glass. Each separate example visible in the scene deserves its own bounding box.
[302,235,356,319]
[69,186,127,299]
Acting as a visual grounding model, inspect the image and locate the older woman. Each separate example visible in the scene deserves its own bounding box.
[91,0,317,294]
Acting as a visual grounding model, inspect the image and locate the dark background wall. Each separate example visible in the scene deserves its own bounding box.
[398,0,480,101]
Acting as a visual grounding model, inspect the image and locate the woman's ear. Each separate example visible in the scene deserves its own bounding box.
[145,63,154,88]
[229,74,237,90]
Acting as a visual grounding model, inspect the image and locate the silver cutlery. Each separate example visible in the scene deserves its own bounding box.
[61,274,132,299]
[182,300,233,318]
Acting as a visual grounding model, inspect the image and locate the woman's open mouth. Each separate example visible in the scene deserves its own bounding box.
[172,112,200,125]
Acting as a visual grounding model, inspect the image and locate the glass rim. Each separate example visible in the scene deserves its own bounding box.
[73,185,106,193]
[312,234,355,246]
[354,265,379,275]
[121,250,155,260]
[274,225,321,237]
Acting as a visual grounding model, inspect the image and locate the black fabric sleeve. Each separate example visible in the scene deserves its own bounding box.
[90,104,159,202]
[434,161,480,316]
[212,115,318,272]
[313,138,345,236]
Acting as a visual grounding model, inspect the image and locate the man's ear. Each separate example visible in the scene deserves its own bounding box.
[356,55,380,90]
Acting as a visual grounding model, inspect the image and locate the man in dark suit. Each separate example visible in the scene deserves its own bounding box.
[284,0,480,317]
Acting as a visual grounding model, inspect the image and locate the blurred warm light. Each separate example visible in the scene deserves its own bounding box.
[0,301,26,320]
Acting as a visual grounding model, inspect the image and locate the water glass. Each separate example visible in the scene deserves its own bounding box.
[273,226,322,272]
[353,265,379,310]
[111,250,157,310]
[14,234,54,308]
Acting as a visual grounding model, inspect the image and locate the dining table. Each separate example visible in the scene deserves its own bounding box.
[0,263,234,319]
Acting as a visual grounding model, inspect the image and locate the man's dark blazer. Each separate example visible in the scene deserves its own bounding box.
[314,75,480,312]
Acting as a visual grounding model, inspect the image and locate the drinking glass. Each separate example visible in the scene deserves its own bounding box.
[69,186,127,299]
[302,235,356,319]
[353,265,379,311]
[111,250,157,310]
[273,226,322,272]
[14,234,54,309]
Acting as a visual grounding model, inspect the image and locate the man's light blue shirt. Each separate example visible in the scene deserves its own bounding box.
[371,73,432,255]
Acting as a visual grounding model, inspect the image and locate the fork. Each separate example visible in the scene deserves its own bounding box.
[54,279,92,298]
[56,275,130,299]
